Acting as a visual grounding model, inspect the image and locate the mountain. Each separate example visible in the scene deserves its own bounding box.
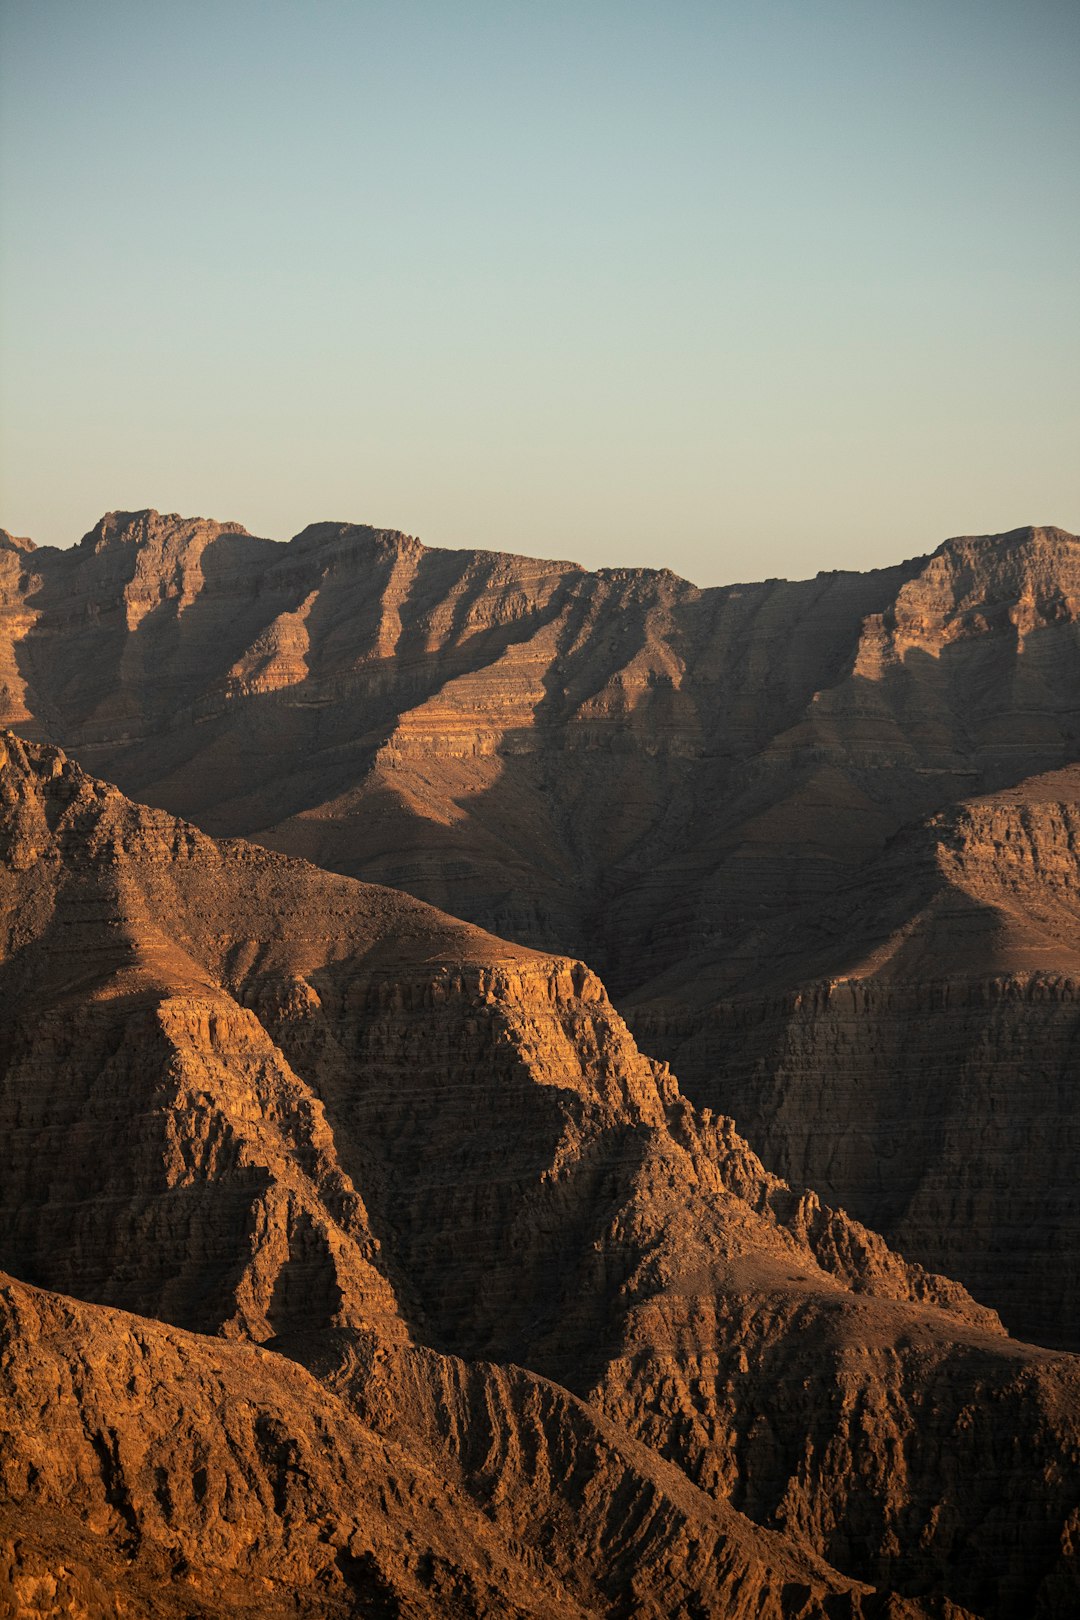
[3,511,1079,1347]
[2,731,1079,1617]
[633,766,1080,1348]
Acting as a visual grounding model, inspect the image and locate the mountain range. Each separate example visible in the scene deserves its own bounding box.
[1,510,1079,1616]
[3,511,1079,1343]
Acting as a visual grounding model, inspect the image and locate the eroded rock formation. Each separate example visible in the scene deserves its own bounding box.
[2,512,1079,1349]
[0,733,1078,1617]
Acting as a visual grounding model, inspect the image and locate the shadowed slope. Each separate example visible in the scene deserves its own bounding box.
[4,1272,900,1620]
[632,767,1080,1347]
[0,735,1078,1617]
[5,515,1078,982]
[3,516,1080,1349]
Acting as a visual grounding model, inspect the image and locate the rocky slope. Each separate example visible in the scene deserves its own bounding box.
[629,768,1080,1348]
[5,515,1078,976]
[0,733,1078,1617]
[6,1271,896,1620]
[3,511,1080,1349]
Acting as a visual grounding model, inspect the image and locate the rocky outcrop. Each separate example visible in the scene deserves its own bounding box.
[3,516,1080,1350]
[1,734,1078,1617]
[7,1271,914,1620]
[632,772,1080,1348]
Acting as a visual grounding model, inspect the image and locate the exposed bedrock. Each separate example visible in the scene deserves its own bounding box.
[629,779,1080,1349]
[0,735,1078,1617]
[3,514,1080,1350]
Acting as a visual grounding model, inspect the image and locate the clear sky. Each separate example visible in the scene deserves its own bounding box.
[1,1,1077,583]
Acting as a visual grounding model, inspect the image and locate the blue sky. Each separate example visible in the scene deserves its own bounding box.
[1,0,1077,581]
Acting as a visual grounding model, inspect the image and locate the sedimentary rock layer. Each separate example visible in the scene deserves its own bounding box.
[1,734,1078,1617]
[3,511,1080,1346]
[630,770,1080,1348]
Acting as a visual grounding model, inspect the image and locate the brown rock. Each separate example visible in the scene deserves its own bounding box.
[6,512,1077,1351]
[634,770,1080,1347]
[0,734,1078,1617]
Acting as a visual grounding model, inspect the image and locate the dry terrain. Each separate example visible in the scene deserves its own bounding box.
[2,512,1080,1615]
[0,732,1078,1616]
[3,514,1079,1344]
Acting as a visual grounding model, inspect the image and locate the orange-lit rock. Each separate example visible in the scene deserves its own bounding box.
[1,734,1078,1617]
[4,513,1080,1346]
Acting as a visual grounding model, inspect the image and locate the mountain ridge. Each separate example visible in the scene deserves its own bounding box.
[3,510,1080,1352]
[2,731,1079,1616]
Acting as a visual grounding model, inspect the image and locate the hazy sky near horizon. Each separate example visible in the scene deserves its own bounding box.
[1,1,1077,584]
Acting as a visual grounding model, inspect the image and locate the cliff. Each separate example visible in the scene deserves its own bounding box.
[0,734,1078,1617]
[629,770,1080,1347]
[3,511,1079,1349]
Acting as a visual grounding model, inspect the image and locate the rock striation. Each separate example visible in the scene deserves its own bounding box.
[631,769,1080,1349]
[0,734,1078,1616]
[3,512,1080,1347]
[6,1270,898,1620]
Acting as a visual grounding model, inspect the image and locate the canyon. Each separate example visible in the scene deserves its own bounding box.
[1,511,1079,1614]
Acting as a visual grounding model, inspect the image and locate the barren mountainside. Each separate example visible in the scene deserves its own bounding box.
[2,512,1080,1347]
[2,733,1079,1616]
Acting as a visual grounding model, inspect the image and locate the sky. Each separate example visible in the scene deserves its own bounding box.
[1,1,1077,584]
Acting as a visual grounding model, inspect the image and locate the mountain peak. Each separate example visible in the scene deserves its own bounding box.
[0,528,35,554]
[78,508,251,551]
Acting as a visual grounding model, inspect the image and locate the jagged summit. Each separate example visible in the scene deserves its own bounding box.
[942,522,1077,547]
[901,524,1080,632]
[2,513,1080,1349]
[0,527,35,553]
[80,507,252,543]
[20,504,1075,588]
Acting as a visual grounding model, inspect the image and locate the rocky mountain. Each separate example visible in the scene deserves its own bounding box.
[2,731,1079,1617]
[2,511,1079,1349]
[633,767,1080,1349]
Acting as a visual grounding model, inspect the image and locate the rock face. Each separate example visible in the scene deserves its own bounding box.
[3,512,1080,1348]
[632,770,1080,1349]
[4,1272,888,1620]
[1,733,1079,1618]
